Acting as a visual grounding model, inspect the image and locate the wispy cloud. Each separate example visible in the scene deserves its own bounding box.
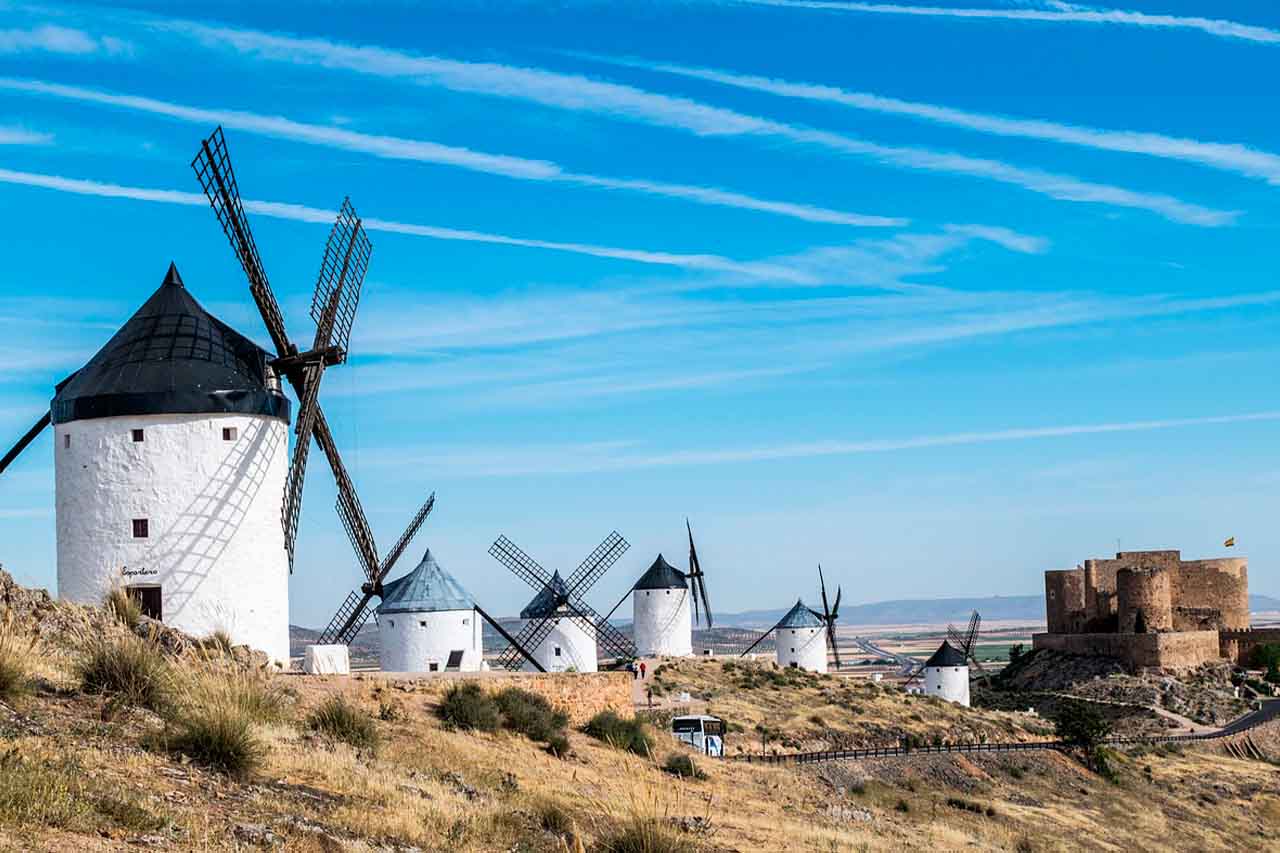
[732,1,1280,45]
[0,77,901,228]
[592,57,1280,185]
[0,126,51,145]
[0,24,132,56]
[376,411,1280,476]
[154,21,1234,226]
[0,166,813,280]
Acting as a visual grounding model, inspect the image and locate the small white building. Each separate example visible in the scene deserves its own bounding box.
[632,554,693,658]
[776,599,828,673]
[53,264,292,663]
[922,640,971,707]
[376,549,482,673]
[520,571,597,673]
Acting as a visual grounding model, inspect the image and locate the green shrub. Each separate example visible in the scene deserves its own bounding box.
[662,753,705,780]
[76,631,170,711]
[166,705,262,778]
[582,711,654,757]
[599,818,694,853]
[438,682,501,733]
[539,801,574,836]
[307,695,379,751]
[546,732,571,758]
[894,799,910,813]
[495,687,569,742]
[104,588,141,630]
[0,614,35,700]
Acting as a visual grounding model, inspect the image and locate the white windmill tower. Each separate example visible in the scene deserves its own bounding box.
[902,612,980,706]
[376,549,483,673]
[602,520,714,658]
[488,533,636,673]
[739,567,842,674]
[43,262,292,662]
[920,641,971,707]
[631,555,693,658]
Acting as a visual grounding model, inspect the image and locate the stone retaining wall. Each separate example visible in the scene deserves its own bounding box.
[1032,630,1220,671]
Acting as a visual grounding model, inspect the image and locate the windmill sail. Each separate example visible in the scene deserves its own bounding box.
[0,412,51,477]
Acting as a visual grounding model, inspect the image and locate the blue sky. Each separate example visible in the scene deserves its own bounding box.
[0,1,1277,627]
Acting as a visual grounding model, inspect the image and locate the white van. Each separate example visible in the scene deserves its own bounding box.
[671,714,725,757]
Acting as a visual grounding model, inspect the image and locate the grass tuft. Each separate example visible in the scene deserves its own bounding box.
[438,682,501,733]
[0,613,36,700]
[166,703,262,778]
[75,629,170,711]
[307,694,380,751]
[583,710,654,757]
[662,753,706,780]
[103,587,141,629]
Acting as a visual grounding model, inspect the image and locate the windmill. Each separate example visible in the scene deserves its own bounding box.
[489,532,635,671]
[191,126,435,642]
[947,610,989,683]
[738,567,837,673]
[685,519,714,630]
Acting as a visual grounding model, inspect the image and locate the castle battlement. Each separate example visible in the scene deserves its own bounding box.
[1035,549,1253,671]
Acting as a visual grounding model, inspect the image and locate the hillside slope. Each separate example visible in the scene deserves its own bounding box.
[2,574,1278,851]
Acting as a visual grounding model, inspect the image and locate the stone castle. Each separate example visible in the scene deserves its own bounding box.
[1033,549,1279,670]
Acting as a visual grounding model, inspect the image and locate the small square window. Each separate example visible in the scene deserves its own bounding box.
[388,619,394,628]
[131,429,144,443]
[63,434,71,449]
[222,427,237,441]
[419,620,427,627]
[429,662,439,672]
[132,519,149,538]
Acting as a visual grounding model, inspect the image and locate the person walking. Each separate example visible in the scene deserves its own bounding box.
[639,661,647,679]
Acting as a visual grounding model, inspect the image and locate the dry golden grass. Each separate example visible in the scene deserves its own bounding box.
[0,644,1275,852]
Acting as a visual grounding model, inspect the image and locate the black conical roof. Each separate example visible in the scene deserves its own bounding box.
[924,640,967,668]
[51,264,290,424]
[520,571,572,619]
[634,554,688,590]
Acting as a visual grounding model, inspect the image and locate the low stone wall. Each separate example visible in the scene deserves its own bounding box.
[1032,630,1220,671]
[351,670,633,725]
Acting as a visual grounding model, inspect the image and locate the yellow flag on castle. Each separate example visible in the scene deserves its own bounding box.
[1224,537,1236,548]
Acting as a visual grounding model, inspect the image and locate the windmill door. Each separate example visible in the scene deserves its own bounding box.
[128,586,162,620]
[445,650,465,671]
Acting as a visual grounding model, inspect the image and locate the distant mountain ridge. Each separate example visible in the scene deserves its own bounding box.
[707,593,1280,628]
[290,593,1280,652]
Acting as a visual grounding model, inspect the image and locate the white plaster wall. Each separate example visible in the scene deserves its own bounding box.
[524,616,598,673]
[924,665,971,707]
[633,587,692,657]
[377,608,481,673]
[776,626,828,673]
[54,413,290,664]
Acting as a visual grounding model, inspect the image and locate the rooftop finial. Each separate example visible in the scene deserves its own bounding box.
[163,262,184,288]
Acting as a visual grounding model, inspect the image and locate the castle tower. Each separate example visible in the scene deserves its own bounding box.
[632,553,693,658]
[520,571,598,673]
[376,549,482,673]
[1117,568,1173,633]
[53,265,291,662]
[922,640,970,707]
[775,599,828,673]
